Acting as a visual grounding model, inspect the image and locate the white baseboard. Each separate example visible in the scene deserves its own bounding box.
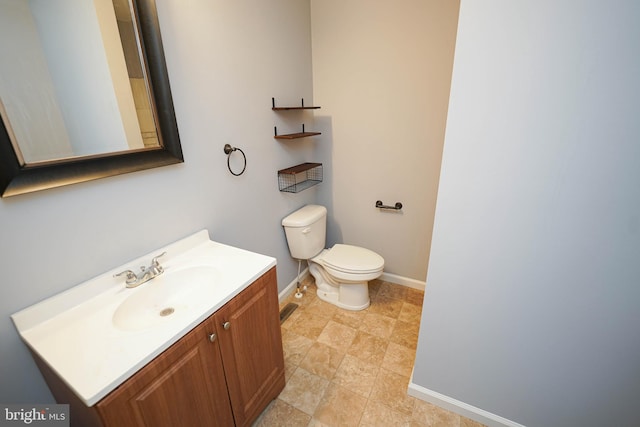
[380,272,426,291]
[279,270,425,302]
[278,267,310,302]
[407,380,526,427]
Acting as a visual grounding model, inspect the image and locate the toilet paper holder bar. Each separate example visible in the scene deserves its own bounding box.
[375,200,403,210]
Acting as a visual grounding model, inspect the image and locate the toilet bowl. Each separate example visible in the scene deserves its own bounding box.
[310,245,384,310]
[282,205,384,310]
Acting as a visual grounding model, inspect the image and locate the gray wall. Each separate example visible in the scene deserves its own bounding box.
[413,1,640,426]
[0,0,319,403]
[310,0,459,283]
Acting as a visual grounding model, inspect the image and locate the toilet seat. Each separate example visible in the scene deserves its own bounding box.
[317,244,384,277]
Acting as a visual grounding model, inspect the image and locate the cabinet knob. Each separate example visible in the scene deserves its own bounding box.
[208,333,217,342]
[222,321,231,330]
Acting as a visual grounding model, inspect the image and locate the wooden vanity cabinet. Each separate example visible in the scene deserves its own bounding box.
[211,267,286,427]
[95,313,235,427]
[37,267,284,427]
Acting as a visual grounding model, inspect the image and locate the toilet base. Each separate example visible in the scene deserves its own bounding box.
[315,285,370,311]
[309,261,371,311]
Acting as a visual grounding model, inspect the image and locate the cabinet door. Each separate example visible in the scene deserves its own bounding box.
[96,316,234,427]
[214,267,285,427]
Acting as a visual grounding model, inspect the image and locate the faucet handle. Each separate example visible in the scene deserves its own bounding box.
[114,269,137,284]
[149,252,166,275]
[151,252,167,266]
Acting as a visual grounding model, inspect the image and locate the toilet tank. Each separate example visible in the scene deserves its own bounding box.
[282,205,327,260]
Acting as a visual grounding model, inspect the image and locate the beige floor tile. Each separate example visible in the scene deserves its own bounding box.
[332,353,379,398]
[377,281,408,300]
[278,368,329,415]
[253,398,311,427]
[398,302,423,323]
[389,319,420,349]
[359,400,412,427]
[332,309,364,329]
[287,309,331,340]
[381,342,416,378]
[412,399,461,427]
[307,419,332,426]
[313,382,367,427]
[306,297,339,317]
[369,368,416,415]
[284,360,297,382]
[369,295,404,318]
[299,342,345,380]
[317,320,358,352]
[347,330,389,365]
[359,312,397,339]
[270,279,481,427]
[282,330,314,366]
[405,287,425,306]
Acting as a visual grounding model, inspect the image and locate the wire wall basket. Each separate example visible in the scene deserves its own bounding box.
[277,163,323,193]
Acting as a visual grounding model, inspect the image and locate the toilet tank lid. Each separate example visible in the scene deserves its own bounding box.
[282,205,327,227]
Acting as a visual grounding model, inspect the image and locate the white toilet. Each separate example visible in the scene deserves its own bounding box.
[282,205,384,310]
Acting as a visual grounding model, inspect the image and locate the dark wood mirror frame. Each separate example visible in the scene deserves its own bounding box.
[0,0,183,198]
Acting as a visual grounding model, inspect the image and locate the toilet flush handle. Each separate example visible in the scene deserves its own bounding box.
[302,227,311,234]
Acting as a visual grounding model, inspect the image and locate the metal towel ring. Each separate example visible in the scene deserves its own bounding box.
[223,144,246,176]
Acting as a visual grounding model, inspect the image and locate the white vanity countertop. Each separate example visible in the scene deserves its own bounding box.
[11,230,276,406]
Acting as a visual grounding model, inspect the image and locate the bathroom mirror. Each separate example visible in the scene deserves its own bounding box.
[0,0,182,198]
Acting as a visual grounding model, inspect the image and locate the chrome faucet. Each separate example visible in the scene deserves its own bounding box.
[114,252,166,288]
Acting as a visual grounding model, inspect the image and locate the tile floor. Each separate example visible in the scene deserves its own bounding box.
[253,277,486,427]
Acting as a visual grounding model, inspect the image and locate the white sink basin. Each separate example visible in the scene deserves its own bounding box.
[112,266,219,331]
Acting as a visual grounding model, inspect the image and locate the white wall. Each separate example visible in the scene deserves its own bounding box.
[0,0,318,403]
[412,1,640,426]
[310,0,459,282]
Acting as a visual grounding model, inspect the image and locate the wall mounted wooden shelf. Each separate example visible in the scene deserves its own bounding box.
[273,124,321,140]
[272,97,321,110]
